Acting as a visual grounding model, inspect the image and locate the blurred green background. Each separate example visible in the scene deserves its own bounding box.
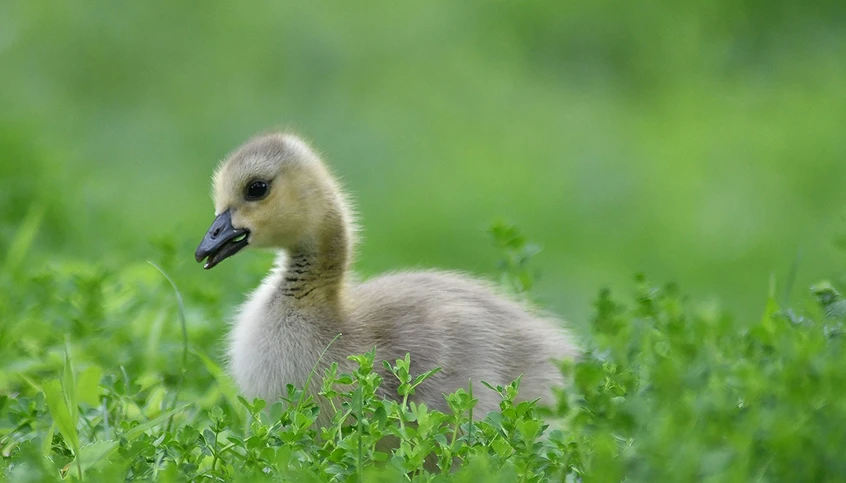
[1,0,844,324]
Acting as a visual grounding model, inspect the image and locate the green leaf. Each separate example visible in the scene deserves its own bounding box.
[77,441,119,471]
[516,419,541,442]
[490,437,512,458]
[123,404,190,441]
[76,365,103,407]
[41,423,56,459]
[413,367,442,387]
[62,346,77,424]
[43,379,79,455]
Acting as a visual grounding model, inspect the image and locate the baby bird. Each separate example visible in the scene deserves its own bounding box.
[195,133,579,426]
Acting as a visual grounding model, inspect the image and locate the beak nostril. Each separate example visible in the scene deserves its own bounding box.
[212,227,221,238]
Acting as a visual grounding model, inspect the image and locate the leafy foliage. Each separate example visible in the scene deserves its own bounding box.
[2,226,846,481]
[489,220,543,295]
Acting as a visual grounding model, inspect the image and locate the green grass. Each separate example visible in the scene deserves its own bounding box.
[2,224,846,481]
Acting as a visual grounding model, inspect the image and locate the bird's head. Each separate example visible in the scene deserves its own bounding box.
[195,133,335,269]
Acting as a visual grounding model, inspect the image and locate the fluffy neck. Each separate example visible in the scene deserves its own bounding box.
[277,197,352,315]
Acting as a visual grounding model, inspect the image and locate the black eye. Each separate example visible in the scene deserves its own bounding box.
[245,180,269,201]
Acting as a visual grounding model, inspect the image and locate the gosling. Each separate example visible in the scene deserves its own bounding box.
[195,133,579,426]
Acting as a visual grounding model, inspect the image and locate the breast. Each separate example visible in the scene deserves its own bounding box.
[227,265,350,427]
[227,266,321,398]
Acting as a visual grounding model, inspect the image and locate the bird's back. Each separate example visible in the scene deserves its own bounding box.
[344,270,578,414]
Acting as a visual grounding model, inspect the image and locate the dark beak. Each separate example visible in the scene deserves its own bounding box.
[195,209,250,269]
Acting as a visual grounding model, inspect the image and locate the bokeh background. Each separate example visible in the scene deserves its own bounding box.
[1,1,845,325]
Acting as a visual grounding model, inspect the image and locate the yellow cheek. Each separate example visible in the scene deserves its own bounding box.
[228,208,253,230]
